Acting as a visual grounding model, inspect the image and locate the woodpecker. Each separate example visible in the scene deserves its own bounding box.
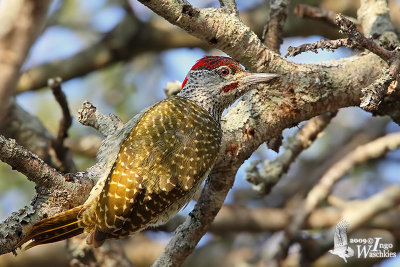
[17,56,279,249]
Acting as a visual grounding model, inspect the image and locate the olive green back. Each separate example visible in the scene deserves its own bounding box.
[94,97,221,235]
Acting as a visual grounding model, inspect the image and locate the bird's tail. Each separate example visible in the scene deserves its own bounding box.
[16,205,85,250]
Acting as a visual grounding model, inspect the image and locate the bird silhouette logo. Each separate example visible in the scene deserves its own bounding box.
[329,220,354,263]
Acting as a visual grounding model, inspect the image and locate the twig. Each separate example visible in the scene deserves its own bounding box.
[261,0,289,152]
[305,132,400,213]
[48,77,73,169]
[335,14,400,110]
[218,0,238,16]
[336,15,392,61]
[294,4,358,26]
[246,112,336,195]
[77,101,123,137]
[285,38,360,57]
[263,0,289,52]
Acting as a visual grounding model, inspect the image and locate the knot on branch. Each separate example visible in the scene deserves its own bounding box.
[182,5,199,18]
[78,101,123,137]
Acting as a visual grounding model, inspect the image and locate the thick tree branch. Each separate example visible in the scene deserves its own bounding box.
[0,0,50,125]
[0,135,94,255]
[17,14,208,93]
[0,135,66,189]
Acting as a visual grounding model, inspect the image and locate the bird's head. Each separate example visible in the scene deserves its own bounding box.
[178,56,279,120]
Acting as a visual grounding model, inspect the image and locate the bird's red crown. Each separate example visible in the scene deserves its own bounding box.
[181,56,243,89]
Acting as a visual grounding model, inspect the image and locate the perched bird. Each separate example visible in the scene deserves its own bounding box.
[329,220,354,263]
[16,56,279,249]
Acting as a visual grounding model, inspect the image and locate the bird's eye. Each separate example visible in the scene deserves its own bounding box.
[219,67,231,76]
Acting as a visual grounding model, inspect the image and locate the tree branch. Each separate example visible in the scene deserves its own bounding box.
[305,132,400,214]
[0,135,66,188]
[77,101,123,137]
[218,0,238,16]
[336,13,400,111]
[157,204,400,234]
[48,77,76,172]
[294,4,358,26]
[0,0,51,125]
[268,132,400,262]
[16,14,208,93]
[0,135,94,255]
[285,38,360,57]
[246,112,337,195]
[263,0,289,52]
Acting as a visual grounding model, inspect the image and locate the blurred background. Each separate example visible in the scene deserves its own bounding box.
[1,0,400,266]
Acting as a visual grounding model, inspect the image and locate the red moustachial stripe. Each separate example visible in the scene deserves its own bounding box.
[220,82,239,93]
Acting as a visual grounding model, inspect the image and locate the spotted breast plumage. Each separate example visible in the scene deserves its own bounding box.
[16,56,279,250]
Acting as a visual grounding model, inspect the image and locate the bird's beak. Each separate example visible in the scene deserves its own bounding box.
[242,72,280,85]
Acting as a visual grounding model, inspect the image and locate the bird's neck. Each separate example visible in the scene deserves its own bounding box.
[177,87,224,123]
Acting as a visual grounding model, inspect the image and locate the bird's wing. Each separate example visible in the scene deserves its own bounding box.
[84,104,156,204]
[94,97,221,235]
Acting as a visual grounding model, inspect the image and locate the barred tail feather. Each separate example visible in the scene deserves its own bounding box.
[17,206,85,250]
